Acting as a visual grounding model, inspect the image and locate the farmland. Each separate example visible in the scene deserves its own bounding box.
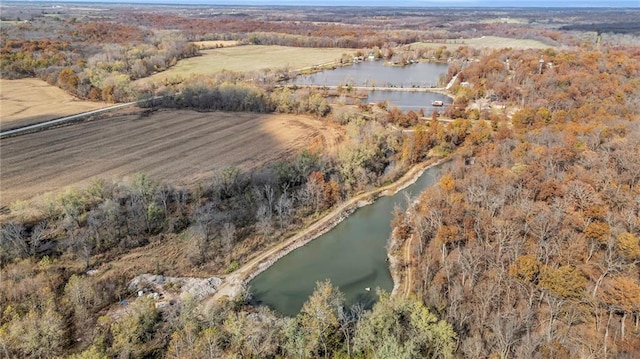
[0,110,342,207]
[191,40,239,49]
[0,78,108,130]
[407,36,555,51]
[138,45,350,85]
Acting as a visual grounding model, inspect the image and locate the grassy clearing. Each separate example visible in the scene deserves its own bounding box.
[191,40,239,49]
[407,36,554,50]
[140,45,350,84]
[0,78,108,129]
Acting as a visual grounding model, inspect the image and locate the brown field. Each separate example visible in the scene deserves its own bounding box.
[139,45,350,85]
[191,40,239,49]
[0,109,342,207]
[0,78,108,130]
[407,36,555,51]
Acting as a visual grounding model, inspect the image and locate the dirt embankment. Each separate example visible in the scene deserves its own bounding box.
[389,158,453,298]
[0,109,342,207]
[204,157,448,309]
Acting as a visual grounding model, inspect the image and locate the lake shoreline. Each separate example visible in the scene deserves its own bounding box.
[205,156,450,309]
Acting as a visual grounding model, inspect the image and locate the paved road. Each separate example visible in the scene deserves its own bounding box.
[0,100,143,139]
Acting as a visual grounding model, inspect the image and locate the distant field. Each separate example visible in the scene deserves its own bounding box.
[0,78,107,130]
[192,40,239,49]
[408,36,554,50]
[140,45,350,84]
[0,110,342,206]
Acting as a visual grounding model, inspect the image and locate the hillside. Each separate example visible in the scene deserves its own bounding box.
[394,46,640,357]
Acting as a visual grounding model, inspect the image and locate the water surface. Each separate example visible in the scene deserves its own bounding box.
[293,61,449,88]
[250,164,445,316]
[295,60,451,113]
[366,91,452,114]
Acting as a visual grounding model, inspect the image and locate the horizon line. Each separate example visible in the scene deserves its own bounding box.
[6,0,640,8]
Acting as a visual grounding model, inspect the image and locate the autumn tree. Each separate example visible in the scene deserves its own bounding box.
[298,280,345,357]
[354,291,456,358]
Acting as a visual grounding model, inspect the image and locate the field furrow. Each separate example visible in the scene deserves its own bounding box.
[0,110,342,206]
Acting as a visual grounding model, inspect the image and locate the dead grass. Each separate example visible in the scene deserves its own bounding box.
[0,109,343,207]
[0,78,108,129]
[407,36,554,51]
[139,45,350,85]
[191,40,239,49]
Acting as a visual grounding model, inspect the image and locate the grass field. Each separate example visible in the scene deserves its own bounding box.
[0,110,342,206]
[0,78,108,130]
[192,40,239,49]
[407,36,554,51]
[139,45,350,85]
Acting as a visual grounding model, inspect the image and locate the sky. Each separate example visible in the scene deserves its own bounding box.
[26,0,640,7]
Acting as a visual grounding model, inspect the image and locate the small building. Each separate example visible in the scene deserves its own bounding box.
[538,57,545,74]
[155,301,169,309]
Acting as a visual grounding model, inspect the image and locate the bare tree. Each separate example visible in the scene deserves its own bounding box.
[263,184,276,214]
[276,191,294,229]
[0,223,26,262]
[30,221,48,256]
[194,203,217,244]
[255,204,272,240]
[221,222,236,264]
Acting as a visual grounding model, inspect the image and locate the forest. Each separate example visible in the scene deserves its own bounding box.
[393,44,640,357]
[1,2,640,358]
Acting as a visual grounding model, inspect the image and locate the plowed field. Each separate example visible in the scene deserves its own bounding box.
[0,109,342,206]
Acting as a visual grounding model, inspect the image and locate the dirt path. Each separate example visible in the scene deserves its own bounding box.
[204,158,446,309]
[403,231,415,297]
[0,101,139,138]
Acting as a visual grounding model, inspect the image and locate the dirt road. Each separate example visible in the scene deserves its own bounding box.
[0,101,140,138]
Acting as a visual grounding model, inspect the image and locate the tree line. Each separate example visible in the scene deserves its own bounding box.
[146,80,330,118]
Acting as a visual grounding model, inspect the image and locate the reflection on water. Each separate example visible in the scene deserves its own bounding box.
[294,60,452,114]
[293,61,449,88]
[366,91,452,114]
[250,164,446,316]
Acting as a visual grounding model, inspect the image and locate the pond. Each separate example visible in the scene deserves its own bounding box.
[365,90,452,114]
[294,60,452,114]
[293,61,449,88]
[250,163,446,316]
